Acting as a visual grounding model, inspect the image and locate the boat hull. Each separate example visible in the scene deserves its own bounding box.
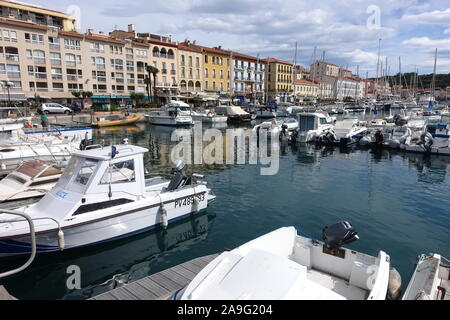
[0,193,212,258]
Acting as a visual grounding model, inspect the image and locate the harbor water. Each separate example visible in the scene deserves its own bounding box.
[1,120,449,299]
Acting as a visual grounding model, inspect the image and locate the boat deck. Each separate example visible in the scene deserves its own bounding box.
[307,269,368,300]
[89,253,219,300]
[438,265,450,300]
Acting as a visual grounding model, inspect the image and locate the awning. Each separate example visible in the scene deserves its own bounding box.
[0,93,27,101]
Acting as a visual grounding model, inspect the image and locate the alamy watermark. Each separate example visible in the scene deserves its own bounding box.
[366,5,381,30]
[170,123,280,175]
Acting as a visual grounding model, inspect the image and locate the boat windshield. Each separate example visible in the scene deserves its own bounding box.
[15,160,47,178]
[56,156,99,192]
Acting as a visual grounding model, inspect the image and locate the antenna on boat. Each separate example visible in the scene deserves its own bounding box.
[108,145,117,199]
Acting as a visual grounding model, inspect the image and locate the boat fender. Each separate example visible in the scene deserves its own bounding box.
[0,162,5,171]
[386,267,402,300]
[57,229,65,250]
[193,195,200,212]
[159,205,168,229]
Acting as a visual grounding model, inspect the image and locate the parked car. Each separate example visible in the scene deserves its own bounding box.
[38,103,73,114]
[66,103,82,113]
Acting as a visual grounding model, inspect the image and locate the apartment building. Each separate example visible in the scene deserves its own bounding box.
[177,41,202,94]
[293,79,319,100]
[310,61,341,79]
[195,45,231,95]
[231,51,265,103]
[263,57,293,103]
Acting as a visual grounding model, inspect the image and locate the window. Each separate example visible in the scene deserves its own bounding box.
[26,49,32,59]
[10,31,17,42]
[100,159,135,184]
[75,159,98,186]
[205,55,208,63]
[2,30,9,41]
[73,199,134,216]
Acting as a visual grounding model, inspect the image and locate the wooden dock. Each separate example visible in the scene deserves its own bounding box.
[89,253,219,300]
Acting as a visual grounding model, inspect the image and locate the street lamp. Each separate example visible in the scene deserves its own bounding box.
[1,80,14,108]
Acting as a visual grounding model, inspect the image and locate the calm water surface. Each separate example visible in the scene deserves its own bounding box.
[1,120,449,299]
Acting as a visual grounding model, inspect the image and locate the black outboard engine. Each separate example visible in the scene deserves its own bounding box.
[167,160,191,191]
[419,131,434,153]
[279,123,288,141]
[79,138,94,150]
[374,130,384,146]
[393,114,407,126]
[322,221,359,250]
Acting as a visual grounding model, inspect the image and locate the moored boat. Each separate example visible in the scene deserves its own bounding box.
[144,101,193,126]
[174,222,399,300]
[0,144,215,258]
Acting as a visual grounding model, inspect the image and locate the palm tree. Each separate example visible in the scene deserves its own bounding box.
[146,65,160,105]
[144,77,152,103]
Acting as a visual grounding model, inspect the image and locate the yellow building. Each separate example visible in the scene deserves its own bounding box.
[0,0,77,31]
[294,79,319,99]
[194,45,231,94]
[177,41,203,93]
[263,57,293,102]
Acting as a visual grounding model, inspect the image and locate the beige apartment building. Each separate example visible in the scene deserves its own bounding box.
[177,41,203,94]
[0,1,180,105]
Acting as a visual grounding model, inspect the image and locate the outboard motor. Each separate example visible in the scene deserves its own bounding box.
[166,160,191,191]
[279,123,288,142]
[419,131,434,153]
[79,138,94,150]
[374,130,384,146]
[393,114,407,126]
[322,221,359,250]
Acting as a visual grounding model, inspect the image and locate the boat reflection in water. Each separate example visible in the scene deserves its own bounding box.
[0,211,216,300]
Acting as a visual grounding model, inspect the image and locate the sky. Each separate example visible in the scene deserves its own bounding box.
[25,0,450,76]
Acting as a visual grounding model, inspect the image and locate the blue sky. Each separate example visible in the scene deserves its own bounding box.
[28,0,450,76]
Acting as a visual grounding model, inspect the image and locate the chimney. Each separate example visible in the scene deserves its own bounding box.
[128,24,135,33]
[87,28,94,35]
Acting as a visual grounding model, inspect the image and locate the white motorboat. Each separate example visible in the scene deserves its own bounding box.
[402,253,450,300]
[190,110,227,123]
[145,100,193,126]
[330,118,368,146]
[251,106,277,119]
[0,160,64,202]
[175,222,398,300]
[0,144,215,258]
[253,118,298,143]
[403,131,450,155]
[294,112,335,143]
[359,120,394,147]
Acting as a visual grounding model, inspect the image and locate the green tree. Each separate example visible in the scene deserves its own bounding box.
[71,91,81,98]
[146,65,160,105]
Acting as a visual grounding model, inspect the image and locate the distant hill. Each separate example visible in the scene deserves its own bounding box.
[371,73,450,89]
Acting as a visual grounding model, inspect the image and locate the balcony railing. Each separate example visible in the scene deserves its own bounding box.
[127,67,134,71]
[34,58,46,64]
[52,74,63,80]
[66,61,76,67]
[35,72,47,79]
[127,79,135,84]
[116,78,124,83]
[96,89,107,93]
[36,87,48,92]
[115,65,124,70]
[126,54,133,59]
[67,75,77,81]
[7,71,20,78]
[97,77,106,82]
[161,69,167,74]
[49,44,60,50]
[171,70,176,75]
[51,59,61,65]
[152,52,160,57]
[137,67,145,73]
[96,64,106,69]
[137,79,144,84]
[5,54,19,62]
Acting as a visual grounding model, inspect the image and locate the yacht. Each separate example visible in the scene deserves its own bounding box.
[294,112,335,143]
[175,222,398,300]
[402,253,449,300]
[145,100,194,126]
[253,118,298,143]
[0,145,216,258]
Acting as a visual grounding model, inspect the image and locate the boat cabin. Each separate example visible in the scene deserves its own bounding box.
[297,113,333,133]
[26,145,149,220]
[163,100,192,116]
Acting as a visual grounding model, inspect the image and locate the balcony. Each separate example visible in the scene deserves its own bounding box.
[167,55,174,59]
[36,87,48,92]
[96,89,107,93]
[52,74,63,81]
[96,64,106,69]
[127,79,135,84]
[115,65,124,71]
[35,72,47,79]
[7,71,20,78]
[137,67,145,73]
[34,58,46,65]
[67,75,77,81]
[91,48,104,53]
[51,59,61,65]
[126,54,133,60]
[127,67,134,71]
[137,79,145,84]
[161,69,167,74]
[116,78,124,83]
[6,54,19,62]
[170,70,176,75]
[66,61,76,67]
[152,52,160,57]
[49,44,60,50]
[97,77,106,82]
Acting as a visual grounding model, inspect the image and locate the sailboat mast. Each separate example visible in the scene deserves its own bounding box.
[431,48,437,98]
[398,56,401,96]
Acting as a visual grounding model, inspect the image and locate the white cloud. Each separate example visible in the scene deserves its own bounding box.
[402,37,450,48]
[402,8,450,25]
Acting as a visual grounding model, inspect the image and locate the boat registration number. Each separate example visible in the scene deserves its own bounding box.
[174,194,205,208]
